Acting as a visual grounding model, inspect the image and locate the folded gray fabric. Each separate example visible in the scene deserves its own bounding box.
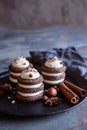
[29,47,87,88]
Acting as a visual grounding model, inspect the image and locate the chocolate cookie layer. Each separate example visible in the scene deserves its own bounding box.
[41,56,66,86]
[18,75,43,85]
[43,73,65,80]
[41,64,66,73]
[10,74,18,79]
[9,63,33,73]
[16,91,44,102]
[16,83,44,93]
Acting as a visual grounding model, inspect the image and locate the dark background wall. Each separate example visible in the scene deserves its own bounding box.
[0,0,87,29]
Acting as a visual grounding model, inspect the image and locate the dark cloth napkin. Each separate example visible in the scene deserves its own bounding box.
[29,47,87,89]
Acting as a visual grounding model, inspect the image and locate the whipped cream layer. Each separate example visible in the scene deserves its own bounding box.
[44,78,64,84]
[10,71,20,76]
[12,56,29,68]
[17,90,43,97]
[9,76,17,83]
[18,83,42,88]
[42,71,64,76]
[45,56,63,68]
[20,68,40,79]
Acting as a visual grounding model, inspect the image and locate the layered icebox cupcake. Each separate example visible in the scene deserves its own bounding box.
[16,68,44,102]
[41,56,66,86]
[9,56,33,83]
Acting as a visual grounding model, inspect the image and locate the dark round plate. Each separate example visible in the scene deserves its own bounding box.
[0,71,86,116]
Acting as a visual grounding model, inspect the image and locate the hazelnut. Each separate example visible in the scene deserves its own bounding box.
[0,90,3,95]
[47,87,57,97]
[42,95,48,101]
[3,84,12,91]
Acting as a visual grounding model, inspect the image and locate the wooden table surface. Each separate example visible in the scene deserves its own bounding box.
[0,26,87,130]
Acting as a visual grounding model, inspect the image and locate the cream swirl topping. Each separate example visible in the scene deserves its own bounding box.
[45,56,63,68]
[12,56,29,68]
[20,68,40,79]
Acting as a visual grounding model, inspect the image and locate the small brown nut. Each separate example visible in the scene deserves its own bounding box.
[42,95,48,101]
[29,74,33,77]
[60,62,63,64]
[0,90,3,95]
[23,63,26,65]
[47,87,57,97]
[0,85,4,90]
[4,84,11,90]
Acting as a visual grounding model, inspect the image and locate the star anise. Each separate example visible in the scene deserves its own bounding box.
[44,97,59,106]
[45,98,53,106]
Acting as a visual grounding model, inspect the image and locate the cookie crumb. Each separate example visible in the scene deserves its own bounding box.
[11,100,15,104]
[8,96,11,99]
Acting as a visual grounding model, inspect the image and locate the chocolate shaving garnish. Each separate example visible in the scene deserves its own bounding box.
[22,63,26,65]
[29,74,33,77]
[48,56,58,62]
[32,68,37,73]
[60,62,63,64]
[48,59,52,62]
[27,68,37,73]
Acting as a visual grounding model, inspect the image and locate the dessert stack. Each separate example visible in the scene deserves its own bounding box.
[9,56,33,83]
[41,56,66,86]
[16,68,44,101]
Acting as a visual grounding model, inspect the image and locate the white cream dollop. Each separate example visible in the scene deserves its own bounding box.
[20,68,40,79]
[12,56,29,68]
[45,56,63,68]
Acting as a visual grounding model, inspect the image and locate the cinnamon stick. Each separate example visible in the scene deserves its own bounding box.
[59,82,79,104]
[64,80,87,97]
